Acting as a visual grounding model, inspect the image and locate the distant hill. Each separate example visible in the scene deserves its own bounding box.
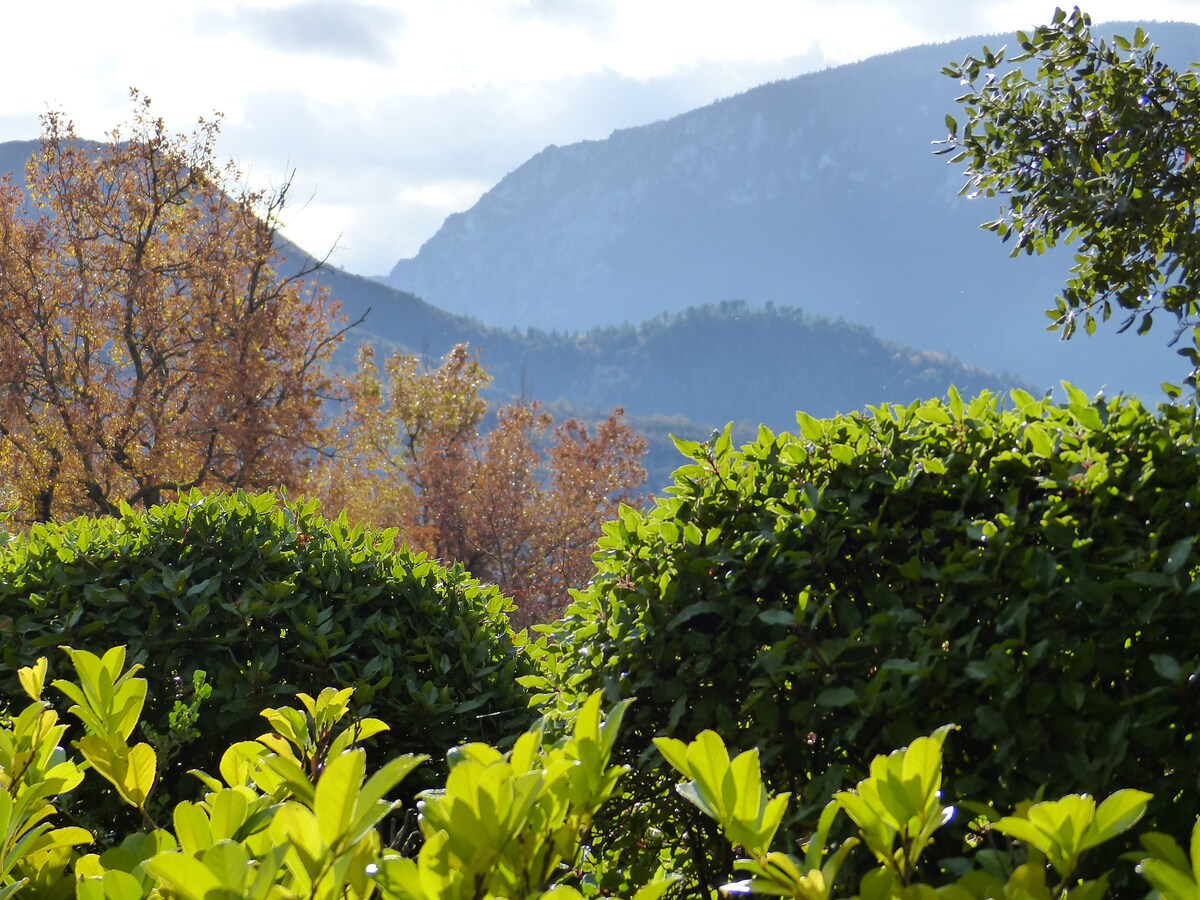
[477,300,1019,429]
[307,278,1027,485]
[366,298,1026,489]
[381,22,1200,400]
[0,140,40,187]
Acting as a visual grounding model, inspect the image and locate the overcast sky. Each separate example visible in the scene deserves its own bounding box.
[2,1,1198,276]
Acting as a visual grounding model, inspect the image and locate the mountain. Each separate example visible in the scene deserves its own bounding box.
[381,23,1200,401]
[477,301,1018,429]
[0,140,40,187]
[0,136,1022,422]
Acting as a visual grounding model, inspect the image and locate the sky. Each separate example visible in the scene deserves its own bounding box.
[2,1,1199,277]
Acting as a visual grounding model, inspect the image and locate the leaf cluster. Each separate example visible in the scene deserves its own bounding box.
[937,9,1200,382]
[1,642,1197,899]
[0,646,679,900]
[657,726,1191,900]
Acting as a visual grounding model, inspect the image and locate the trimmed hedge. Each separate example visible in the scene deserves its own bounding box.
[528,387,1200,888]
[0,491,536,814]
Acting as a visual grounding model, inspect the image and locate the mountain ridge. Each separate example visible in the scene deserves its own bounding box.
[380,22,1200,400]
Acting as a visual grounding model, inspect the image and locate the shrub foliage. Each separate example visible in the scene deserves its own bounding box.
[1,643,1195,899]
[529,386,1200,884]
[0,491,535,812]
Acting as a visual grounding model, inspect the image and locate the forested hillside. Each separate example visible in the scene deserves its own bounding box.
[479,300,1019,429]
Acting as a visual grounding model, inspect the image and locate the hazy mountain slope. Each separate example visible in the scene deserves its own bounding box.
[458,301,1030,491]
[303,262,491,361]
[382,23,1200,400]
[0,141,38,183]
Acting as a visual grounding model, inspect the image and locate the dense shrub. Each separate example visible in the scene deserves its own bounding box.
[0,491,536,814]
[528,386,1200,889]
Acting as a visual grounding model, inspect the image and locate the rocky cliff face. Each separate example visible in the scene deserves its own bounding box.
[383,24,1200,399]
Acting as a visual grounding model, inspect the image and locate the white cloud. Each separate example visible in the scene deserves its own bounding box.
[196,2,406,64]
[1,0,1197,274]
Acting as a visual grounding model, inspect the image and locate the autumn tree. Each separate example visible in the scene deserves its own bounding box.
[311,344,648,625]
[0,92,346,523]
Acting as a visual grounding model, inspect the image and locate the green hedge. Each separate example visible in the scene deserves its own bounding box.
[0,491,536,816]
[528,386,1200,888]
